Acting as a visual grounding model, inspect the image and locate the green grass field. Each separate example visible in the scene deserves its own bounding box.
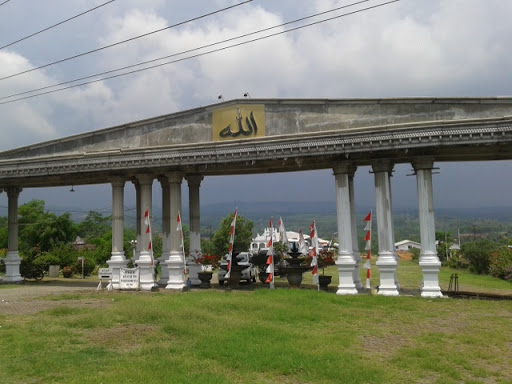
[1,260,511,384]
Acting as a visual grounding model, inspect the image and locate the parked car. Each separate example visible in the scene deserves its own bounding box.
[218,252,257,285]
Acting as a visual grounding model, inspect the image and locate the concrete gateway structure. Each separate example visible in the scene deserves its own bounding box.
[1,97,512,296]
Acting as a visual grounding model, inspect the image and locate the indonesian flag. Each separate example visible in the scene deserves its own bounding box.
[309,221,319,286]
[363,210,372,288]
[278,217,289,251]
[177,211,185,272]
[225,208,238,280]
[266,218,275,289]
[298,229,308,255]
[144,208,154,265]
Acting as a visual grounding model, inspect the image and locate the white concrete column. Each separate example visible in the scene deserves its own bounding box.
[4,187,22,282]
[135,174,157,291]
[333,163,358,295]
[388,169,400,289]
[133,180,142,261]
[107,178,127,289]
[165,172,186,290]
[158,176,171,285]
[186,174,204,286]
[372,161,399,296]
[413,158,443,298]
[348,166,363,290]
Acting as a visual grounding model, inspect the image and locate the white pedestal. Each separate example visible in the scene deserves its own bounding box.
[420,260,443,298]
[3,251,22,283]
[335,256,358,295]
[165,251,186,291]
[376,253,399,296]
[136,251,158,291]
[107,252,128,290]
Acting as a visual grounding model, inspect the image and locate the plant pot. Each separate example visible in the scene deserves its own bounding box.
[258,269,269,284]
[286,271,304,288]
[62,267,73,278]
[197,271,213,288]
[318,275,332,291]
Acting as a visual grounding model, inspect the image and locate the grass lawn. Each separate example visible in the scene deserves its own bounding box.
[1,262,511,383]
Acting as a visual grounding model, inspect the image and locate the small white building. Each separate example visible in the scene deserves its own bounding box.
[395,239,421,251]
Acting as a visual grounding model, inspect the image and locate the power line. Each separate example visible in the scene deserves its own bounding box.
[0,0,252,81]
[0,0,399,105]
[0,0,11,7]
[0,0,116,50]
[0,0,373,102]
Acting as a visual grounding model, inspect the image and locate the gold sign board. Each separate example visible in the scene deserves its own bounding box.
[212,104,265,141]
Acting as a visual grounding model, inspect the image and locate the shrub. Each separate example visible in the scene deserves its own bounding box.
[461,240,498,275]
[33,253,61,272]
[75,255,96,277]
[489,247,512,281]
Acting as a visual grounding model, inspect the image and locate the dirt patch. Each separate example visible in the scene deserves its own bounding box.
[0,283,99,316]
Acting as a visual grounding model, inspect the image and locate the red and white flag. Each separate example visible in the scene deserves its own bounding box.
[298,229,309,255]
[144,208,154,265]
[363,210,372,289]
[265,218,275,289]
[225,208,238,280]
[277,216,289,251]
[309,221,319,287]
[176,211,186,273]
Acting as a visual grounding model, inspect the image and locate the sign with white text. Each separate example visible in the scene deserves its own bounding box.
[98,268,113,280]
[119,268,140,290]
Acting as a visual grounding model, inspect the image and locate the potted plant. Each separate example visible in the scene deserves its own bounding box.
[306,249,336,291]
[195,254,220,288]
[62,266,74,278]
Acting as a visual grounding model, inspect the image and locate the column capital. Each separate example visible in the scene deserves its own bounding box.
[135,174,154,186]
[185,174,204,188]
[371,159,394,174]
[110,176,125,187]
[412,157,435,171]
[6,186,22,199]
[333,162,354,175]
[164,172,183,184]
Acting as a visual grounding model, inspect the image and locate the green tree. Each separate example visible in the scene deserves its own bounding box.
[18,200,76,254]
[461,240,498,275]
[210,212,253,257]
[77,211,111,241]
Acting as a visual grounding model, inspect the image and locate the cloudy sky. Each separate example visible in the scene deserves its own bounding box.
[0,0,511,217]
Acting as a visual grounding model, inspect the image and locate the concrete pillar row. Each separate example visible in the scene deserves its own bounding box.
[135,174,157,291]
[372,161,399,296]
[413,158,443,298]
[164,172,186,291]
[333,163,358,295]
[186,174,204,286]
[107,178,128,289]
[348,166,363,290]
[4,186,22,282]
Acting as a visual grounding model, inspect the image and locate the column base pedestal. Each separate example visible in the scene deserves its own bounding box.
[107,253,128,290]
[158,253,170,286]
[376,256,399,296]
[165,253,186,291]
[420,260,443,298]
[4,251,22,283]
[187,263,202,286]
[335,259,358,295]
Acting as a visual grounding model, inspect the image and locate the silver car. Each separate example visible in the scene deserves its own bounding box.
[218,252,257,285]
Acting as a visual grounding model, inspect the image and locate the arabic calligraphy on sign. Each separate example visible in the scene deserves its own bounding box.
[212,105,265,141]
